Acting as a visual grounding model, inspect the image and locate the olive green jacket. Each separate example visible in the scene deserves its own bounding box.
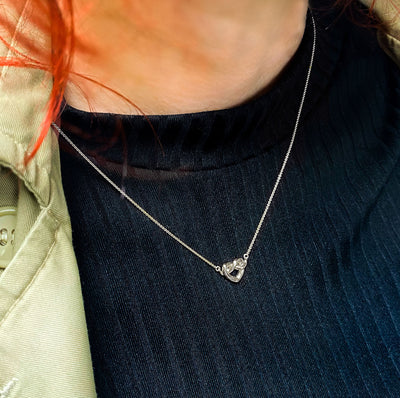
[0,2,399,397]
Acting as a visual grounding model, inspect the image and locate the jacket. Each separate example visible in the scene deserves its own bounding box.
[0,2,399,397]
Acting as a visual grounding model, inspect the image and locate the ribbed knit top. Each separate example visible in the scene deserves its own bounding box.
[59,3,400,397]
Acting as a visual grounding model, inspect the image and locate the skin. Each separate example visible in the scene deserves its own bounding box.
[65,0,309,115]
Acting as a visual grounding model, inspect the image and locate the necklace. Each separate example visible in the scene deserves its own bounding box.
[53,11,316,283]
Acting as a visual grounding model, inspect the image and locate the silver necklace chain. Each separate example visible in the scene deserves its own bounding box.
[53,12,316,283]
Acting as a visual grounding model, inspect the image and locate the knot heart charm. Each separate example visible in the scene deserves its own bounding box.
[222,258,247,283]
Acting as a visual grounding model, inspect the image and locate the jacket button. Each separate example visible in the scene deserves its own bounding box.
[0,207,17,268]
[0,228,7,246]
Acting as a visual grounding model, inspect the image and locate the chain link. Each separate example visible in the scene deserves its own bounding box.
[53,11,316,281]
[52,122,222,273]
[244,11,316,259]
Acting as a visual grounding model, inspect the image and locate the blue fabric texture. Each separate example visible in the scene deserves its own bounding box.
[60,3,400,397]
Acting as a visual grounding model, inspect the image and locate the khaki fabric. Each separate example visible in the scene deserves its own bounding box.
[360,0,400,66]
[0,1,399,397]
[0,3,96,398]
[378,29,400,67]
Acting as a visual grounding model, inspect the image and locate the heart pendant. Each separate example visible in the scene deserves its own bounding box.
[222,258,247,283]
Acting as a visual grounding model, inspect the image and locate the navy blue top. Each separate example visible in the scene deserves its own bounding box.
[60,3,400,397]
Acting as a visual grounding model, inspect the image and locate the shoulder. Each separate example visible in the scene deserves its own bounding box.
[358,0,400,66]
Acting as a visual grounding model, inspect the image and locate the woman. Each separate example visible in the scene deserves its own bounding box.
[0,0,399,396]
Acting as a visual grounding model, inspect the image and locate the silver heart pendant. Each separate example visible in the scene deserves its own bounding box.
[222,258,247,283]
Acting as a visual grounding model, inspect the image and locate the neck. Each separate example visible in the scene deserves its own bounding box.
[65,0,309,115]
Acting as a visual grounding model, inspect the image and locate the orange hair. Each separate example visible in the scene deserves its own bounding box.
[0,0,74,163]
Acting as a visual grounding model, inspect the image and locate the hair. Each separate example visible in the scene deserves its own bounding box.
[0,0,394,163]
